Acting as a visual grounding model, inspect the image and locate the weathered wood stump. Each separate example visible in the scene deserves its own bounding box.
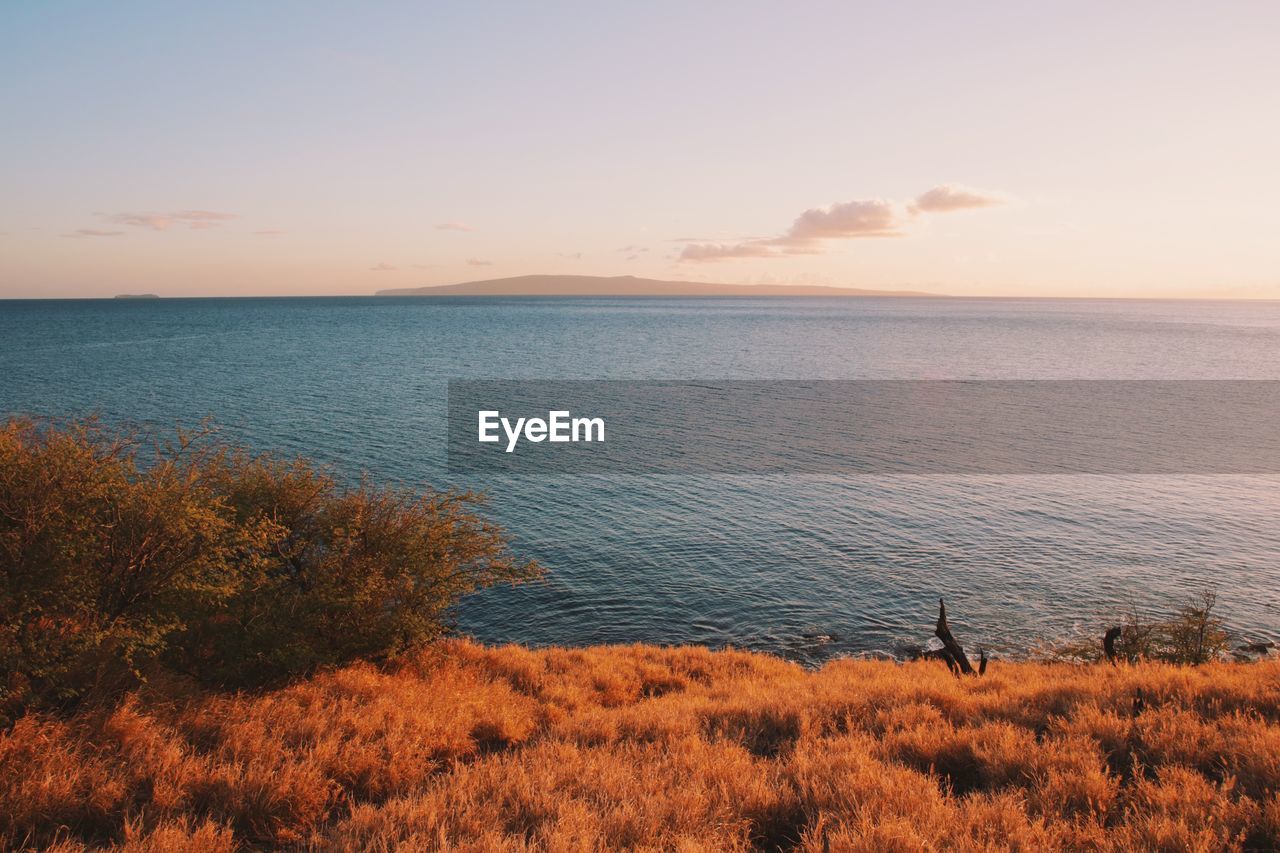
[1103,626,1122,665]
[934,599,979,676]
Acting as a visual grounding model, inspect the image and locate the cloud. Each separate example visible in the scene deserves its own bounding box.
[435,222,474,232]
[103,210,237,231]
[679,184,1006,262]
[679,242,778,262]
[369,263,398,271]
[909,184,1005,214]
[254,229,287,237]
[467,258,493,266]
[63,228,125,238]
[772,199,901,245]
[681,198,902,262]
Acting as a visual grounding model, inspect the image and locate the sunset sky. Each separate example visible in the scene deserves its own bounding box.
[2,2,1278,298]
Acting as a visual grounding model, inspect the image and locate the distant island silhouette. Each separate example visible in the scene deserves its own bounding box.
[376,275,938,298]
[113,293,160,299]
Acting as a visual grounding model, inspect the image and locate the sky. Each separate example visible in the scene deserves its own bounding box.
[2,1,1278,298]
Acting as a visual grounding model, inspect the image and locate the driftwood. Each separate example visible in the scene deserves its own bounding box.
[1103,626,1122,665]
[934,599,978,676]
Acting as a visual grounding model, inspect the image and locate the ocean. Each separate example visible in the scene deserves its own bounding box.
[2,295,1278,661]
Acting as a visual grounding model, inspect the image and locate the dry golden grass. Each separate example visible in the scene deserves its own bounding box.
[3,641,1278,851]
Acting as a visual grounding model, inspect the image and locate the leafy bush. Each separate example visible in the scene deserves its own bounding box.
[0,417,540,720]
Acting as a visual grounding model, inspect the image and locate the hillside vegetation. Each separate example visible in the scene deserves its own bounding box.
[4,418,1278,850]
[4,641,1278,851]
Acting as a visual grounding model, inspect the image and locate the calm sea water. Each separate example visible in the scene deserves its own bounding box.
[2,296,1278,661]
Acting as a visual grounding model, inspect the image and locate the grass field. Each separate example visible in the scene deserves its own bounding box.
[3,641,1278,851]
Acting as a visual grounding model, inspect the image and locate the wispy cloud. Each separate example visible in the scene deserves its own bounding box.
[435,222,474,232]
[680,185,1005,261]
[253,229,287,237]
[102,210,237,231]
[909,184,1005,214]
[467,258,493,266]
[63,228,125,238]
[771,199,901,246]
[680,242,777,261]
[369,263,398,271]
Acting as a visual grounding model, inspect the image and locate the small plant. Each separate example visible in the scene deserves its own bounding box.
[1163,590,1229,665]
[1051,589,1231,664]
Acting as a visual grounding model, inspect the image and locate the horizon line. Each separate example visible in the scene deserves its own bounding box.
[4,293,1279,302]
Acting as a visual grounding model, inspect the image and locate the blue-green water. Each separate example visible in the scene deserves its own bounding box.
[2,296,1278,660]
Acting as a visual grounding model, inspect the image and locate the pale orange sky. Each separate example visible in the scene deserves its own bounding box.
[2,2,1278,299]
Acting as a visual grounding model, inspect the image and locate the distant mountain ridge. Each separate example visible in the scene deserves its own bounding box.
[376,275,937,298]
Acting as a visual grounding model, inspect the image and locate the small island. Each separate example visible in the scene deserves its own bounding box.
[377,274,938,298]
[113,293,160,299]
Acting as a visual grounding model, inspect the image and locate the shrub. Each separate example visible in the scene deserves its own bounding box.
[1162,590,1230,665]
[0,417,540,720]
[1049,590,1232,665]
